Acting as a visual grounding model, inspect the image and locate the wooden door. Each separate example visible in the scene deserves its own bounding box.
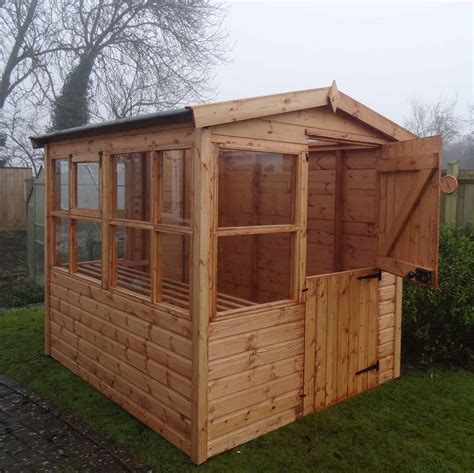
[376,136,442,287]
[303,268,379,415]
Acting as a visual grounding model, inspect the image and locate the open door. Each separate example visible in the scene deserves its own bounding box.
[376,136,442,287]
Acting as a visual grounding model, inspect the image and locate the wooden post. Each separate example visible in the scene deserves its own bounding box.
[333,150,344,271]
[44,145,53,355]
[444,160,459,226]
[191,127,215,464]
[101,152,109,289]
[393,275,403,378]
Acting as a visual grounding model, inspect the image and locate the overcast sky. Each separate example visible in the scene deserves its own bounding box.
[212,0,473,127]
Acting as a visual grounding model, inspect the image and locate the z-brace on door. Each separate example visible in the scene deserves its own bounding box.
[376,136,442,287]
[303,268,379,415]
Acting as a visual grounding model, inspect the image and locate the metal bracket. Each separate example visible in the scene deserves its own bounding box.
[357,270,382,281]
[355,360,379,375]
[406,268,432,285]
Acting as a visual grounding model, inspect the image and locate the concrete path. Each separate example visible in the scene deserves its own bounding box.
[0,375,148,472]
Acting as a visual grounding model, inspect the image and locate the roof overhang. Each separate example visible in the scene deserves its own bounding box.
[30,108,194,149]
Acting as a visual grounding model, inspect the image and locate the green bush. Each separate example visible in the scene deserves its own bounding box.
[0,279,44,309]
[402,225,474,368]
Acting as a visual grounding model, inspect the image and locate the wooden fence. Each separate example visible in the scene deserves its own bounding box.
[0,167,32,231]
[441,161,474,228]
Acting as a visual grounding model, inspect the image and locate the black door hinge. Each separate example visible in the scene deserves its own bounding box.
[357,270,382,281]
[301,287,309,293]
[355,360,379,376]
[406,268,432,285]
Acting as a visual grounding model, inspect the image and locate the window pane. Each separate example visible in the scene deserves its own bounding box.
[160,150,191,226]
[218,150,296,227]
[113,153,150,221]
[54,218,69,268]
[113,226,151,297]
[217,233,293,312]
[77,163,100,209]
[76,220,102,280]
[159,233,190,309]
[54,159,69,211]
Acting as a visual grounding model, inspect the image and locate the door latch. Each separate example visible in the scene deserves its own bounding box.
[406,268,432,285]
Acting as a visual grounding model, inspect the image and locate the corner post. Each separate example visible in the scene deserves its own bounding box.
[191,127,215,464]
[44,144,53,355]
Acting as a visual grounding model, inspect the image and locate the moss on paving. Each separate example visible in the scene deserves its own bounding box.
[0,307,472,472]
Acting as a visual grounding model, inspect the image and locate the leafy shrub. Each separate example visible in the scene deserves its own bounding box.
[0,279,44,309]
[402,225,474,368]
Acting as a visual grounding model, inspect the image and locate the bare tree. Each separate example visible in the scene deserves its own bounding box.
[0,103,45,173]
[0,0,62,168]
[404,96,461,145]
[51,0,228,129]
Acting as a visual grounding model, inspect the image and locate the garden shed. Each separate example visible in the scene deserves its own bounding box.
[30,82,442,464]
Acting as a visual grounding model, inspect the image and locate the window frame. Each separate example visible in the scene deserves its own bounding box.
[70,153,102,219]
[108,147,193,309]
[213,145,305,318]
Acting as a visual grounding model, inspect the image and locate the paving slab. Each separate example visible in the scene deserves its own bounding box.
[0,375,149,472]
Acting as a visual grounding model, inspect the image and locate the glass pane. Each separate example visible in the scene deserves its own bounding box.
[217,233,293,312]
[160,150,191,226]
[77,163,100,209]
[76,220,102,280]
[218,150,296,227]
[113,226,151,297]
[54,218,69,268]
[54,159,69,211]
[113,153,150,221]
[159,233,190,309]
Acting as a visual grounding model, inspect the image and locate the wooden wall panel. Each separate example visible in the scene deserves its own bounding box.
[307,152,336,275]
[377,271,400,384]
[49,270,192,454]
[207,303,304,457]
[306,148,378,276]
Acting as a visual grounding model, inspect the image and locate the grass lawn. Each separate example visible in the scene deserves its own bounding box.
[1,307,472,472]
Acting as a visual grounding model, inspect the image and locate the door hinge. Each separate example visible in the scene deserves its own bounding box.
[357,270,382,281]
[301,287,309,293]
[355,360,379,375]
[406,268,432,285]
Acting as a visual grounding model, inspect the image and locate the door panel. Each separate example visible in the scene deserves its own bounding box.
[303,268,379,415]
[376,136,442,287]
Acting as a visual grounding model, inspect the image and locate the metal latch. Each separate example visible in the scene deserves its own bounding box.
[355,360,379,375]
[357,270,382,281]
[406,268,432,285]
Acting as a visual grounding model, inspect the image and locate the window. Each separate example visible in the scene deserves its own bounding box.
[53,159,69,211]
[109,148,192,308]
[159,149,191,226]
[113,153,151,221]
[75,219,102,280]
[113,226,151,296]
[217,233,293,309]
[216,148,299,314]
[54,218,69,268]
[51,148,192,311]
[218,150,296,227]
[158,233,191,309]
[76,162,100,209]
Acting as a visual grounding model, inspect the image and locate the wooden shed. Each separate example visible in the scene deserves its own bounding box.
[30,82,442,464]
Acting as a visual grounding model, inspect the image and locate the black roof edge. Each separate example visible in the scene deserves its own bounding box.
[30,108,194,149]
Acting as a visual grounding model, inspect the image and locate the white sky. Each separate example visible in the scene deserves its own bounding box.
[212,0,473,126]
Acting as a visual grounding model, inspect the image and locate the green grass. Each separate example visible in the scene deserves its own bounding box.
[1,307,473,472]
